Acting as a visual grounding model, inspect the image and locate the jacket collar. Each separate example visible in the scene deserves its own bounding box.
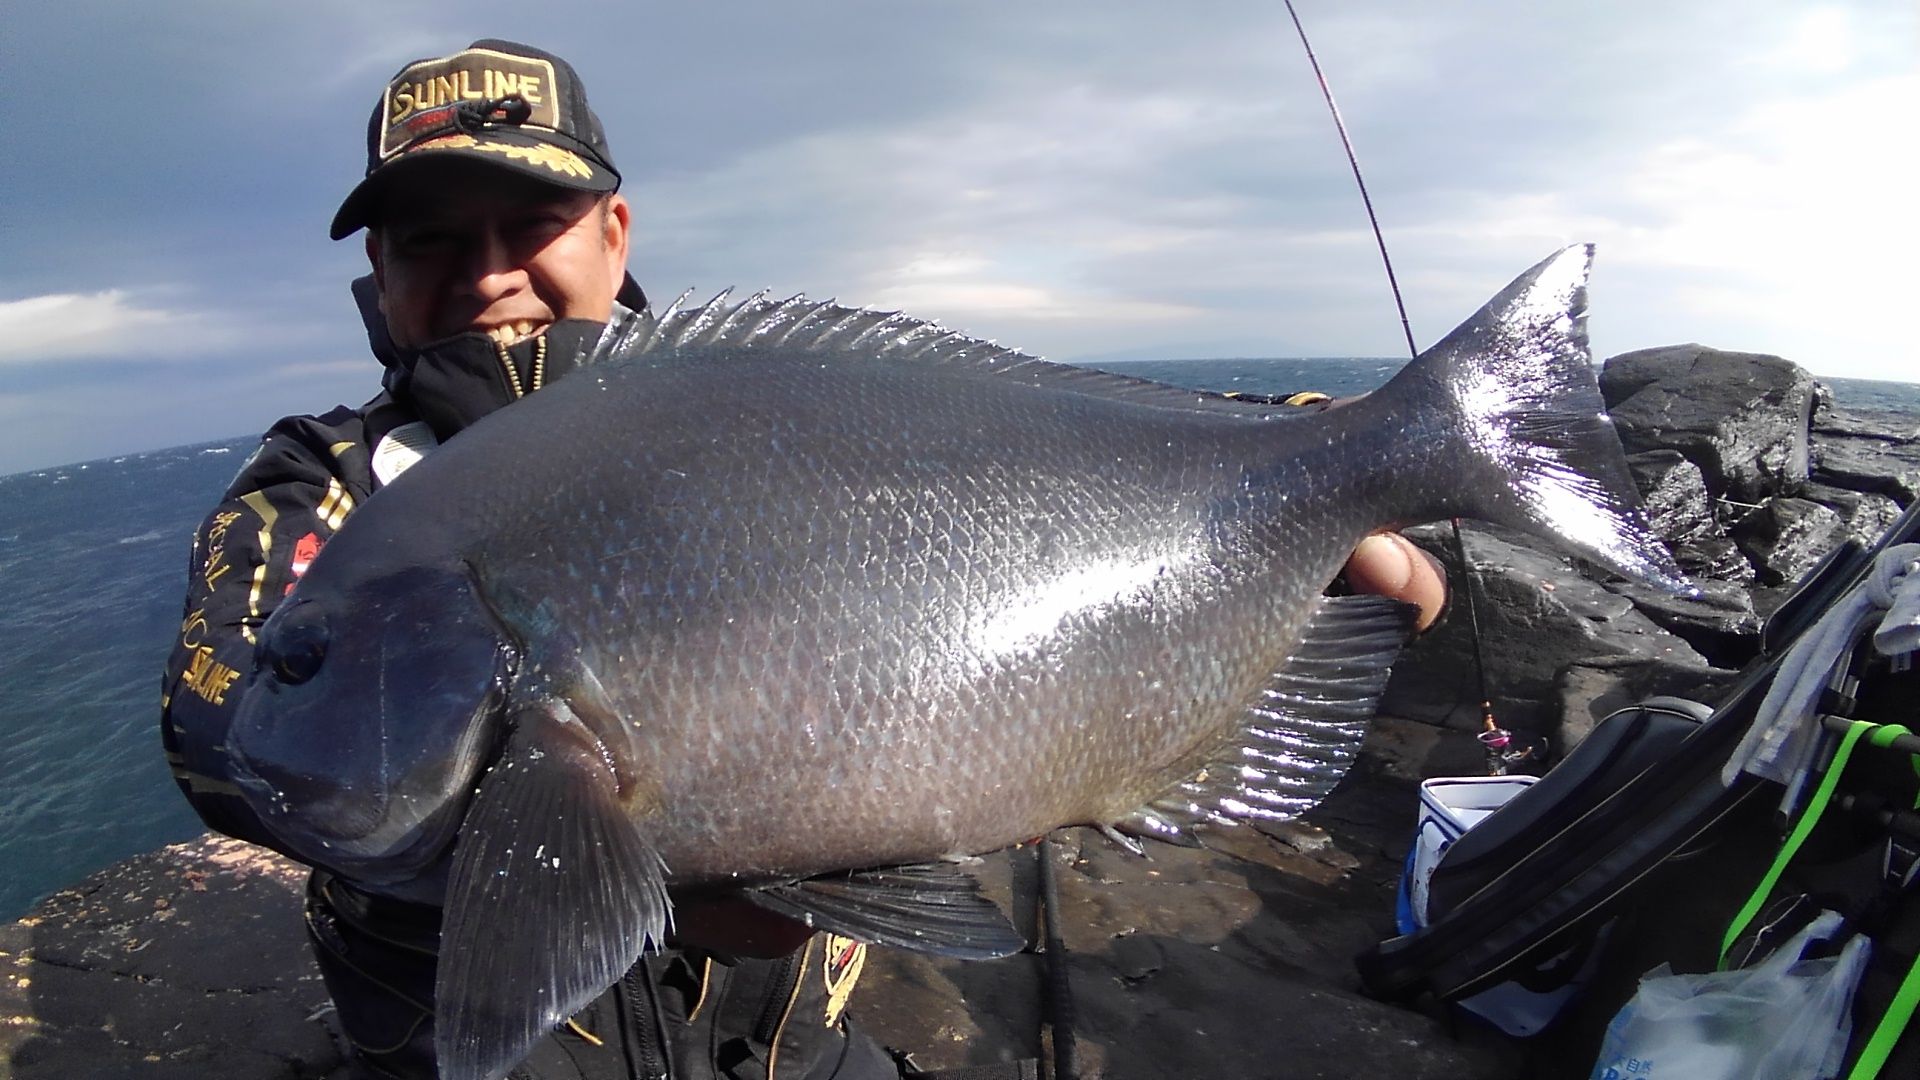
[352,273,648,442]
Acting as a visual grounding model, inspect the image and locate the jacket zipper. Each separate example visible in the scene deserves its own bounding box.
[623,965,672,1080]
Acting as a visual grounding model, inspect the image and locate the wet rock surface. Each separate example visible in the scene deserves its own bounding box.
[1731,496,1851,586]
[0,835,345,1080]
[1801,482,1905,547]
[1602,579,1760,669]
[1625,450,1756,585]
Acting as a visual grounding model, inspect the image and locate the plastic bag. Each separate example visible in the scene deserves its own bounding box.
[1589,910,1871,1080]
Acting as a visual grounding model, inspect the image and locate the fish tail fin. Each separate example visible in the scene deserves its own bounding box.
[1373,244,1694,595]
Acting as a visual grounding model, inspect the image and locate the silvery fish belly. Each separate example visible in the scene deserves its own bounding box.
[226,245,1689,1080]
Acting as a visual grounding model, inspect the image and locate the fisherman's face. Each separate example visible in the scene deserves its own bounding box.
[367,158,631,350]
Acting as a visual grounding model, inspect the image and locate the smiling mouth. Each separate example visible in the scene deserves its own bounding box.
[483,321,547,347]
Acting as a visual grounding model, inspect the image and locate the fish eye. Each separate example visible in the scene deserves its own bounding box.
[265,602,330,685]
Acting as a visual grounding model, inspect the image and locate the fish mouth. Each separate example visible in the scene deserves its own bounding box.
[481,320,547,348]
[227,748,471,884]
[225,638,507,888]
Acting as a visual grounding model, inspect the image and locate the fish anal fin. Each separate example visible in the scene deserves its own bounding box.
[746,863,1026,960]
[1125,593,1417,843]
[438,699,669,1080]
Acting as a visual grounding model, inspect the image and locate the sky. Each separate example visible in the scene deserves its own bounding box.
[1,0,1914,475]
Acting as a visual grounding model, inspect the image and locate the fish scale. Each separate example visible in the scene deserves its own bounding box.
[419,351,1375,871]
[227,246,1691,1080]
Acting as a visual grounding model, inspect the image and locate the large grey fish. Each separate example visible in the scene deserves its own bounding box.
[228,245,1688,1080]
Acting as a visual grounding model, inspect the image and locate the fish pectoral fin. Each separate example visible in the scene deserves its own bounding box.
[746,862,1026,960]
[438,702,670,1080]
[1125,592,1418,844]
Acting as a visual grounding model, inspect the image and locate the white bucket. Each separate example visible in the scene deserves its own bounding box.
[1406,775,1537,929]
[1401,772,1610,1039]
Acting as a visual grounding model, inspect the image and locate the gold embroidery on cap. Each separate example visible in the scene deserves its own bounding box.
[467,141,594,179]
[413,134,479,152]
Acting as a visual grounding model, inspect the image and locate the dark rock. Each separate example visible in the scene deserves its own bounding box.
[1801,482,1905,547]
[1382,525,1708,736]
[1627,450,1716,542]
[1806,400,1920,507]
[1811,442,1920,507]
[1668,533,1757,585]
[0,834,346,1079]
[861,792,1524,1079]
[1556,660,1744,751]
[10,800,1525,1080]
[1620,449,1757,584]
[1600,345,1816,503]
[1607,578,1762,668]
[1811,380,1835,425]
[1731,497,1852,586]
[1813,402,1920,443]
[1360,716,1500,782]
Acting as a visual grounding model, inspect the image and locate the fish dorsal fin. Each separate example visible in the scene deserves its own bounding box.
[590,290,1311,419]
[746,862,1026,960]
[438,700,670,1080]
[1123,593,1418,845]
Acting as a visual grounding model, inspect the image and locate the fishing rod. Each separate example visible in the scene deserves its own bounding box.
[1281,2,1416,361]
[1281,1,1514,773]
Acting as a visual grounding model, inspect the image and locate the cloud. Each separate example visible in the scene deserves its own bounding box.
[1764,8,1861,75]
[619,2,1914,368]
[629,79,1374,357]
[0,291,238,365]
[2,0,1914,476]
[1375,68,1918,376]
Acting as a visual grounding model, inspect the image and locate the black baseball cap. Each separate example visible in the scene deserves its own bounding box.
[330,39,621,240]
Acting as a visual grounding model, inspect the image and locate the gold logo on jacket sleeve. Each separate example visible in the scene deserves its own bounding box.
[821,935,867,1027]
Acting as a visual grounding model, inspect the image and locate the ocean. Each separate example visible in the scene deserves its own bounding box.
[1,360,1914,920]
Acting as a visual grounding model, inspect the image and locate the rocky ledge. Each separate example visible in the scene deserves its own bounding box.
[1385,343,1917,757]
[3,727,1518,1080]
[0,836,342,1079]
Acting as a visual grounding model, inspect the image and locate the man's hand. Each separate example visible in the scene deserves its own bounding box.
[1343,532,1447,632]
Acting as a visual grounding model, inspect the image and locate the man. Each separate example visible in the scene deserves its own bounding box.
[162,38,1445,1080]
[165,39,907,1080]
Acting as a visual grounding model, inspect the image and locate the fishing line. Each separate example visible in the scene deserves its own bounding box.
[1281,1,1415,359]
[1282,1,1507,764]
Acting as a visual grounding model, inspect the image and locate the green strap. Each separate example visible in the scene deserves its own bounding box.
[1718,719,1920,1078]
[1848,946,1920,1080]
[1719,719,1876,969]
[1849,722,1920,1080]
